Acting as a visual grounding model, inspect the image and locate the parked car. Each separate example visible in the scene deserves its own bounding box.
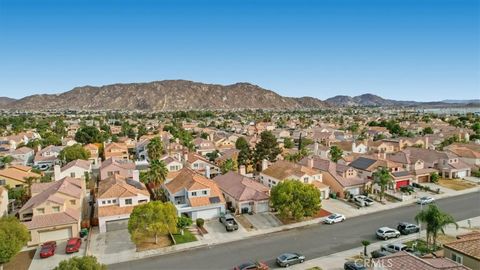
[353,195,374,207]
[371,249,391,258]
[344,261,367,270]
[417,196,435,205]
[397,222,420,235]
[219,213,239,232]
[323,213,346,224]
[39,241,57,258]
[381,243,409,253]
[376,227,401,240]
[34,164,50,171]
[234,261,269,270]
[276,252,305,267]
[65,237,82,253]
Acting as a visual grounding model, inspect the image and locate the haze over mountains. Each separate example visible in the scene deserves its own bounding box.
[1,80,477,111]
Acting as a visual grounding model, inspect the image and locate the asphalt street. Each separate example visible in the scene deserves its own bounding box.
[110,191,480,270]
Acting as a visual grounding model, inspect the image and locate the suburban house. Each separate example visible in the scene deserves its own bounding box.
[0,186,8,216]
[96,174,150,233]
[83,143,101,167]
[299,156,369,198]
[164,168,225,220]
[445,143,480,170]
[349,156,408,188]
[9,146,34,166]
[34,145,64,168]
[19,177,86,246]
[386,151,439,184]
[104,142,129,161]
[0,165,41,188]
[260,160,330,200]
[443,231,480,270]
[213,171,270,214]
[375,251,469,270]
[99,158,136,181]
[53,159,92,181]
[331,141,368,154]
[404,147,472,179]
[185,152,220,179]
[193,138,216,156]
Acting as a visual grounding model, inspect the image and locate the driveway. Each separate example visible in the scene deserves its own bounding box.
[202,219,248,242]
[29,239,87,270]
[244,213,282,229]
[89,228,136,265]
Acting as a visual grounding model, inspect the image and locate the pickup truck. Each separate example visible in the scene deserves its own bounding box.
[353,195,374,207]
[219,214,239,232]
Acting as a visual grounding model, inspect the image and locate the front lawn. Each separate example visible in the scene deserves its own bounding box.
[437,178,477,191]
[172,229,197,244]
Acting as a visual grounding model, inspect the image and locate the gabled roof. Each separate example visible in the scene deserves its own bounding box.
[213,172,269,202]
[299,156,366,187]
[60,159,91,172]
[443,231,480,260]
[0,166,41,182]
[97,174,149,199]
[100,157,135,170]
[23,208,81,229]
[261,160,320,180]
[375,251,469,270]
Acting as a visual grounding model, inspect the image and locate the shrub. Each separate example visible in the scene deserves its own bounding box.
[196,218,205,228]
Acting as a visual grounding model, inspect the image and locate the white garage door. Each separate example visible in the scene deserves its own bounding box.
[106,219,129,232]
[457,171,467,178]
[348,187,360,196]
[195,208,220,220]
[39,228,72,243]
[255,201,269,213]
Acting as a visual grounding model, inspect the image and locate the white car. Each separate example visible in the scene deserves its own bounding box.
[323,213,346,224]
[354,195,374,207]
[381,243,409,253]
[376,227,401,240]
[417,196,435,205]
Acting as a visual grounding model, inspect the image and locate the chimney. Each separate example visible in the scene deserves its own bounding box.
[261,159,269,171]
[54,165,61,181]
[183,152,189,164]
[132,170,140,182]
[239,165,246,176]
[205,165,211,179]
[307,157,314,168]
[314,142,319,155]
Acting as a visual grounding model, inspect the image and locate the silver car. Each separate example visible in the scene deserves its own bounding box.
[376,227,401,240]
[276,252,305,267]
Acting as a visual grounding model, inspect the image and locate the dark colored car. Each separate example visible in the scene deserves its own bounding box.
[344,261,367,270]
[397,222,420,235]
[276,252,305,267]
[234,262,269,270]
[371,249,391,258]
[65,237,82,253]
[39,241,57,258]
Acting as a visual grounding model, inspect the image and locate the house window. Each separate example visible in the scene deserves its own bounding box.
[0,179,5,186]
[125,198,133,205]
[107,200,111,204]
[304,177,308,183]
[139,199,147,204]
[202,190,207,195]
[70,200,76,205]
[191,192,197,196]
[70,172,75,178]
[451,253,463,264]
[112,199,117,203]
[102,200,105,205]
[52,206,60,212]
[37,208,45,214]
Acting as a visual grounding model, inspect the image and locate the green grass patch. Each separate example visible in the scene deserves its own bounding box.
[173,230,197,244]
[404,239,440,254]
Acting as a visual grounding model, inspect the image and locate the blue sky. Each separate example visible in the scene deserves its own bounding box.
[0,0,479,101]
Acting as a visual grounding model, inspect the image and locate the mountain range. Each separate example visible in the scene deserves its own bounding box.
[1,80,478,111]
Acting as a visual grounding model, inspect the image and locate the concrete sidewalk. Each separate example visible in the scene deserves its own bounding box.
[286,216,480,270]
[90,187,479,265]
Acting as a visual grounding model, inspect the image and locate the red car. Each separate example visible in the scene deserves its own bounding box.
[65,237,82,253]
[234,262,269,270]
[39,241,57,258]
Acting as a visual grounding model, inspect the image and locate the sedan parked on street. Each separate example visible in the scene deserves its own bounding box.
[65,237,82,253]
[324,213,346,224]
[276,252,305,267]
[344,261,367,270]
[417,196,435,205]
[376,227,401,240]
[39,241,57,258]
[397,222,420,235]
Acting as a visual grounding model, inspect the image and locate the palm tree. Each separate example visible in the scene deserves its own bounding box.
[415,204,458,250]
[147,137,164,161]
[143,160,168,201]
[361,240,370,256]
[23,176,39,197]
[373,167,393,201]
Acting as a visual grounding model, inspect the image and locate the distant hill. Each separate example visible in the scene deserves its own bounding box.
[0,97,16,107]
[5,80,328,111]
[324,94,479,107]
[441,99,480,104]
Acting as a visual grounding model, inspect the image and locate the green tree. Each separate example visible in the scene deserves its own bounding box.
[176,216,193,235]
[54,256,106,270]
[221,158,238,174]
[254,131,281,169]
[141,160,168,200]
[329,146,343,162]
[206,150,219,162]
[430,172,440,183]
[137,124,148,139]
[128,201,178,244]
[235,137,251,167]
[0,217,30,268]
[415,204,458,250]
[423,127,434,135]
[0,156,13,167]
[59,144,90,163]
[147,137,164,161]
[361,240,370,257]
[283,137,294,149]
[270,180,321,221]
[373,167,393,201]
[75,126,103,144]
